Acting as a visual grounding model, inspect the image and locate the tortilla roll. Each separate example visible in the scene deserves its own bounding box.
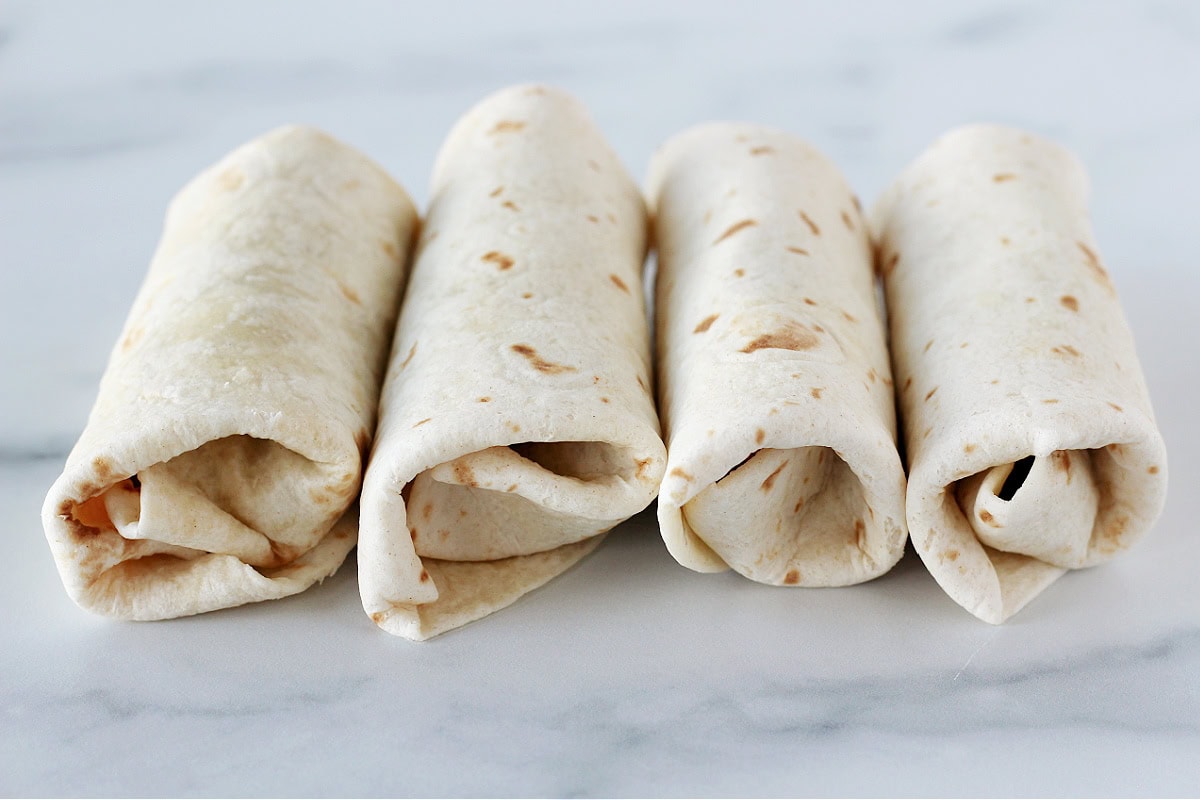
[359,85,666,640]
[649,123,908,587]
[873,124,1168,623]
[41,126,417,619]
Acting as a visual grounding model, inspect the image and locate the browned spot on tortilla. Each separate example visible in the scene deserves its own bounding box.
[91,455,117,482]
[309,487,332,505]
[713,219,758,245]
[606,213,617,224]
[609,274,630,293]
[419,569,431,583]
[422,502,433,520]
[803,297,817,306]
[703,209,713,224]
[811,387,823,399]
[670,467,694,481]
[793,497,805,514]
[841,210,855,230]
[1061,295,1079,312]
[749,145,775,156]
[522,292,533,299]
[788,246,809,256]
[600,396,610,404]
[482,251,514,271]
[925,387,938,401]
[453,461,477,487]
[509,423,521,433]
[990,378,1000,385]
[489,186,504,197]
[903,377,913,392]
[693,314,719,334]
[511,343,577,374]
[1148,465,1159,475]
[587,214,599,223]
[979,509,998,526]
[755,428,765,445]
[964,443,977,453]
[400,342,417,370]
[733,268,746,278]
[120,326,144,352]
[854,518,866,550]
[478,397,491,403]
[867,368,877,383]
[334,529,351,540]
[798,211,820,236]
[501,200,520,211]
[960,342,969,349]
[412,418,431,428]
[1053,451,1072,478]
[993,173,1016,183]
[761,461,789,491]
[218,167,244,191]
[593,375,601,384]
[783,569,800,585]
[459,509,468,518]
[1042,398,1060,404]
[635,458,653,480]
[587,159,601,171]
[489,120,525,134]
[1001,236,1011,246]
[842,310,858,323]
[922,426,933,439]
[438,529,450,540]
[1108,402,1123,412]
[1077,241,1114,288]
[741,324,819,353]
[923,339,934,353]
[636,375,647,391]
[371,611,386,624]
[339,282,362,305]
[506,484,518,493]
[944,549,960,562]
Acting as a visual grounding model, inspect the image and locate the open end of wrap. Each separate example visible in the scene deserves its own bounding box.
[680,445,902,586]
[57,435,358,613]
[406,440,655,562]
[923,438,1164,623]
[954,449,1103,570]
[508,440,630,482]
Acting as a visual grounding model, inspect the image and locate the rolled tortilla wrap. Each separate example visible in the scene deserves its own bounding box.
[41,126,417,619]
[359,85,666,640]
[873,124,1168,623]
[649,123,908,587]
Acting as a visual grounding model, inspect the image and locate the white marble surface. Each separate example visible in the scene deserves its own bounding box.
[2,1,1199,796]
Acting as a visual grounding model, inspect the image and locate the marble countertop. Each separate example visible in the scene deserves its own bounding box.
[3,1,1198,796]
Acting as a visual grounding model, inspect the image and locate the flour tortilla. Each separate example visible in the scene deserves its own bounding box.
[649,123,908,587]
[359,85,666,640]
[41,126,417,619]
[873,124,1168,623]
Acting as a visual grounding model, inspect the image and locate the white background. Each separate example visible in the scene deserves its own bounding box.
[2,1,1197,796]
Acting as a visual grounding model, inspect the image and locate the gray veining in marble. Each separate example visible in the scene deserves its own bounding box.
[2,1,1198,796]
